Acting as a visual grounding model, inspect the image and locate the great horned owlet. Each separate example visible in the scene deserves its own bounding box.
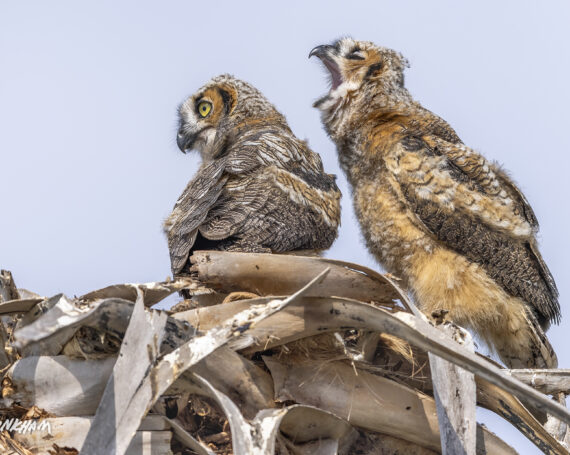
[164,74,341,275]
[310,38,560,368]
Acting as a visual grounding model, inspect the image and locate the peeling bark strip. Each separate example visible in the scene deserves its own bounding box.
[14,295,131,357]
[263,357,514,454]
[0,270,19,303]
[13,294,194,358]
[1,356,116,415]
[475,377,567,454]
[0,298,43,315]
[177,292,570,426]
[13,416,171,454]
[174,296,564,451]
[190,250,402,304]
[506,369,570,395]
[173,296,567,452]
[429,324,477,455]
[81,292,168,455]
[81,269,330,455]
[79,278,200,307]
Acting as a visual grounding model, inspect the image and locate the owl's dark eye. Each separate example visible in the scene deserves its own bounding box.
[346,49,365,60]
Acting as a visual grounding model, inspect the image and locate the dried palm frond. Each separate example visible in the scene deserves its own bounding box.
[0,254,568,454]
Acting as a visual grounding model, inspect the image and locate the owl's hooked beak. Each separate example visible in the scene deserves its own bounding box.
[309,44,336,59]
[176,131,189,153]
[309,44,343,91]
[177,129,199,154]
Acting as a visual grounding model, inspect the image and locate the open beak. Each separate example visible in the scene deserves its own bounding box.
[309,44,343,91]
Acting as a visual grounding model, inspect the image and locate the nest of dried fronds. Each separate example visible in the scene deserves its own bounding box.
[0,253,569,454]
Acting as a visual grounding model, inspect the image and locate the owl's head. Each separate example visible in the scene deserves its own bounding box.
[310,38,410,132]
[177,75,286,160]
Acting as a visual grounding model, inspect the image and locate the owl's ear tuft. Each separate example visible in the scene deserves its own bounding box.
[218,86,237,115]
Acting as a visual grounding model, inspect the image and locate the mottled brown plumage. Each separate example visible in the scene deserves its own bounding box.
[164,75,341,275]
[311,38,560,368]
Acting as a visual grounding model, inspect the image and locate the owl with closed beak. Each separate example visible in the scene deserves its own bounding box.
[310,38,560,368]
[164,74,341,276]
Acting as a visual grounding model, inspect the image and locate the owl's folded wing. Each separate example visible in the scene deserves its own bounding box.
[426,136,559,302]
[424,135,540,228]
[199,166,340,248]
[165,160,228,274]
[197,174,270,240]
[392,136,560,325]
[208,133,340,238]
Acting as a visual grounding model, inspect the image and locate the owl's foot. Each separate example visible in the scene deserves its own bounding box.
[222,291,260,303]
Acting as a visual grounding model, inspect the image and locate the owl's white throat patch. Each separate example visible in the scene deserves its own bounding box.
[314,80,359,113]
[195,129,217,161]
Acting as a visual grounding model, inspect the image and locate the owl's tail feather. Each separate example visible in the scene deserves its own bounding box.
[497,306,558,369]
[524,306,558,369]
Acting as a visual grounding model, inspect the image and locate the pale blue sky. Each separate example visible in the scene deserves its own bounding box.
[1,1,569,453]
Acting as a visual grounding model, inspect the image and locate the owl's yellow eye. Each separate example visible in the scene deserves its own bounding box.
[197,101,212,118]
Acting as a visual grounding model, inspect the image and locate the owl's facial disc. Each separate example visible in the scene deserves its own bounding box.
[177,90,225,157]
[176,101,215,155]
[177,83,239,160]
